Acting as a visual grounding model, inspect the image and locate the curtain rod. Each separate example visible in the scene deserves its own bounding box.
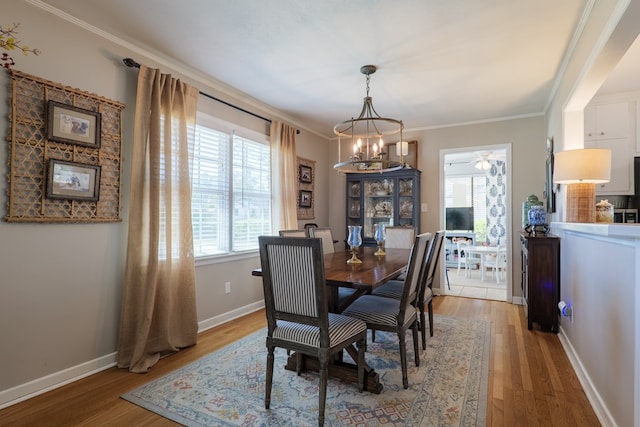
[122,58,299,134]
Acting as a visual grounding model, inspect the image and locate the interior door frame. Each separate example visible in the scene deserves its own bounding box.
[439,143,513,303]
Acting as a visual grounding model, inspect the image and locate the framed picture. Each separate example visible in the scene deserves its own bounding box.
[46,159,101,201]
[299,190,312,208]
[47,101,101,148]
[544,136,557,213]
[386,140,418,169]
[299,165,312,183]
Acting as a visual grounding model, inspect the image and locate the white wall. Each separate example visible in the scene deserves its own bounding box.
[546,1,640,425]
[0,1,330,406]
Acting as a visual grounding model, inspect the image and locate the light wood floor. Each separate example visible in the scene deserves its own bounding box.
[0,296,600,426]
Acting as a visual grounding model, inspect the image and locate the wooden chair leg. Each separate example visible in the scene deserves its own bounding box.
[265,346,274,409]
[399,332,409,389]
[419,306,427,350]
[318,358,328,427]
[412,322,420,368]
[357,338,365,393]
[428,300,434,338]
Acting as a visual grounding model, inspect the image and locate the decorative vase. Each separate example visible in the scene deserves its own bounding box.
[346,225,363,264]
[522,194,543,229]
[528,205,547,226]
[373,223,386,256]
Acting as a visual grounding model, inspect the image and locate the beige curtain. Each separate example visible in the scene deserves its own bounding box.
[270,120,298,230]
[117,65,199,373]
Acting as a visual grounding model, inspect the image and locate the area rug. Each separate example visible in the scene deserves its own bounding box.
[122,315,490,426]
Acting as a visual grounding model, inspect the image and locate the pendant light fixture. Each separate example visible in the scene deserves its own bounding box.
[333,65,405,173]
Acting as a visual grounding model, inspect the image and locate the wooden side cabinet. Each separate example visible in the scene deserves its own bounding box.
[520,233,560,332]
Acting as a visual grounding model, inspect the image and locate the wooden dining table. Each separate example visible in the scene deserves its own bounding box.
[252,245,411,394]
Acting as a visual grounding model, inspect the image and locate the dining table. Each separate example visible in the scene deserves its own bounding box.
[464,245,498,281]
[252,245,411,394]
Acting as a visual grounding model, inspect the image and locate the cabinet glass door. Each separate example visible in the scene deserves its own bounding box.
[398,178,414,227]
[363,178,394,238]
[347,181,361,228]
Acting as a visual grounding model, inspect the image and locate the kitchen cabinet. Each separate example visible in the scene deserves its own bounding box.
[584,101,634,195]
[346,168,421,246]
[584,102,630,141]
[520,233,560,332]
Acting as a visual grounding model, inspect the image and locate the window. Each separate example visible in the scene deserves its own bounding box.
[191,113,271,258]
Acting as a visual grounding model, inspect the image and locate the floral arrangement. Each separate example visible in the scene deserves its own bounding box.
[1,22,40,69]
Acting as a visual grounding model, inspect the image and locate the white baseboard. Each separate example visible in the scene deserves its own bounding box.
[557,326,616,427]
[0,300,265,410]
[197,301,264,333]
[0,353,117,410]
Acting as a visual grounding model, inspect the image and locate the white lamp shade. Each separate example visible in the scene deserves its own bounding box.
[396,141,409,156]
[553,148,611,184]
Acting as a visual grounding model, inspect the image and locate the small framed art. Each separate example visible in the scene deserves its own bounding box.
[299,165,312,183]
[299,190,312,208]
[47,100,101,148]
[46,159,101,201]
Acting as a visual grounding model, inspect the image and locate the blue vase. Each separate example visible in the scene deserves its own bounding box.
[528,205,547,226]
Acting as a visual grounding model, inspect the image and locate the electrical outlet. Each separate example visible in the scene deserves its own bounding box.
[421,203,428,212]
[224,281,231,294]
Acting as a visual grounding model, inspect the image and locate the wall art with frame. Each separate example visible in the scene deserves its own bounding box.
[296,157,315,219]
[5,70,125,223]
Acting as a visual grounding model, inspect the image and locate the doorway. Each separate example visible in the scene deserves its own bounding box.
[439,144,512,302]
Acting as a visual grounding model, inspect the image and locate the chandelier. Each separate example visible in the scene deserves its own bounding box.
[333,65,405,173]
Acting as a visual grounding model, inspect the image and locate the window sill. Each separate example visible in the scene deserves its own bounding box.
[195,250,259,267]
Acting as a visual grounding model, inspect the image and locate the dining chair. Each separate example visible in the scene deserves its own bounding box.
[485,244,507,283]
[308,227,335,254]
[457,239,480,277]
[416,230,445,348]
[341,232,429,389]
[278,229,307,237]
[384,226,416,249]
[258,236,367,426]
[370,231,444,349]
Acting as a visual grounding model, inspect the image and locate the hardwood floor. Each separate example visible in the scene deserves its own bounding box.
[0,296,600,426]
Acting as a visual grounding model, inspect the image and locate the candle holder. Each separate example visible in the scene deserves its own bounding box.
[346,225,363,264]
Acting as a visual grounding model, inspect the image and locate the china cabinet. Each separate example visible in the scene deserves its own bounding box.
[346,169,421,247]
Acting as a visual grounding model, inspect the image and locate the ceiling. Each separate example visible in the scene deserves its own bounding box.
[35,0,639,139]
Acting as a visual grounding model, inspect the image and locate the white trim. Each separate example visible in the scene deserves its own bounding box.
[198,301,265,333]
[0,301,265,409]
[557,326,617,427]
[0,353,117,410]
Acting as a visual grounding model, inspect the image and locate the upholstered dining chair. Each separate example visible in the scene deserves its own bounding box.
[416,230,445,348]
[371,231,444,349]
[278,229,307,237]
[308,227,335,254]
[258,236,367,426]
[384,226,416,249]
[341,232,430,389]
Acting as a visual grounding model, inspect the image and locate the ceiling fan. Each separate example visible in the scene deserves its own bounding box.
[469,151,500,170]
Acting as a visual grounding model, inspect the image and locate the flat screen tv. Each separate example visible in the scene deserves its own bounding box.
[446,207,474,231]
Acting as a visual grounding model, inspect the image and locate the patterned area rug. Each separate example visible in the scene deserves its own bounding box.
[122,315,490,426]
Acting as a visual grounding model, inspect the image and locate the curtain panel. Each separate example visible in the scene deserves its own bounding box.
[117,65,199,373]
[270,120,298,231]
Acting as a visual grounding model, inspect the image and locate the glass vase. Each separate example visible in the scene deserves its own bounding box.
[373,223,386,256]
[346,225,363,264]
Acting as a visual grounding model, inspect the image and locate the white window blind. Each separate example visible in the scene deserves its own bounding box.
[192,114,271,258]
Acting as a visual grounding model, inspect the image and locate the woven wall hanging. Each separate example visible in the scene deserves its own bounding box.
[5,70,125,223]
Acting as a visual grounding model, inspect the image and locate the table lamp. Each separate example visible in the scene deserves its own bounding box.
[553,148,611,223]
